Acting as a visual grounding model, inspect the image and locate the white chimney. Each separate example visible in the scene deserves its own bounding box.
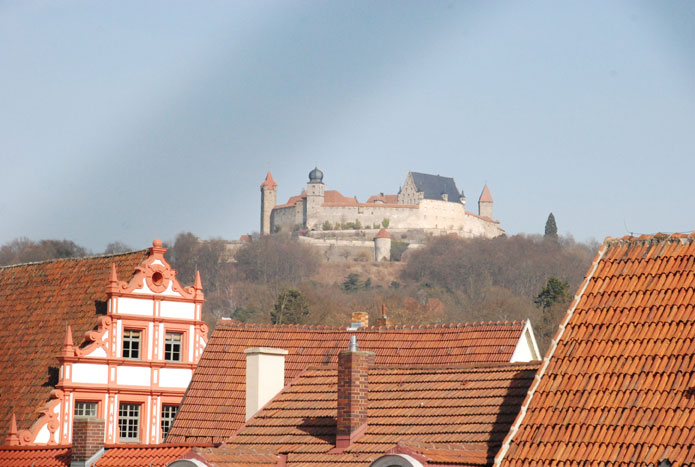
[244,347,288,421]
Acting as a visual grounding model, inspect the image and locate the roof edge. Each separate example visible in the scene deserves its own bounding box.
[493,239,610,466]
[0,249,148,270]
[215,318,529,331]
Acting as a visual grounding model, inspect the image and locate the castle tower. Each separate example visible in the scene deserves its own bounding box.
[305,167,325,227]
[260,172,278,235]
[374,228,391,261]
[478,184,493,219]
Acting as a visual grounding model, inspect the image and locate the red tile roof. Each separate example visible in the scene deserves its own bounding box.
[366,194,399,204]
[260,171,278,189]
[322,190,358,206]
[0,251,147,440]
[192,362,540,466]
[478,185,493,203]
[496,233,695,466]
[95,444,197,466]
[374,228,390,239]
[168,320,529,444]
[0,444,207,467]
[274,193,306,209]
[0,446,70,466]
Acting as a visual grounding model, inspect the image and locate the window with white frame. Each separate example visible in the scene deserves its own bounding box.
[164,332,182,362]
[118,403,140,442]
[161,404,178,440]
[122,329,141,359]
[74,401,97,417]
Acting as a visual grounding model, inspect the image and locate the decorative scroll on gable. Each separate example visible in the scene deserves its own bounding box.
[15,239,208,446]
[106,239,204,301]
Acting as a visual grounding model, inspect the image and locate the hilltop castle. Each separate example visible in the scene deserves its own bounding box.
[260,168,504,239]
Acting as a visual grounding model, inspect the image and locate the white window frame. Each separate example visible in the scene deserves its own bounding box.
[118,402,141,442]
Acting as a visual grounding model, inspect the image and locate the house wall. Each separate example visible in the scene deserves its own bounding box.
[19,243,208,446]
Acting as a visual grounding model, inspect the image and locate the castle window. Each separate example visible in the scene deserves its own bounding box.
[165,332,182,362]
[123,329,141,360]
[74,401,97,417]
[161,404,178,440]
[118,403,141,442]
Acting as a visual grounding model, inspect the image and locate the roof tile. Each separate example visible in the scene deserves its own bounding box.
[0,251,146,438]
[168,320,529,444]
[497,234,695,466]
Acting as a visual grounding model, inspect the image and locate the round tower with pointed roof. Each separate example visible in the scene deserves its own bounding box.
[260,172,278,235]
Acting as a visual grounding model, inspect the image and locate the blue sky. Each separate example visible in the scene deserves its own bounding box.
[1,1,694,251]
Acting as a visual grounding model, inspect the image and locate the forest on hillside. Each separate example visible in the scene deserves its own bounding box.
[0,229,598,353]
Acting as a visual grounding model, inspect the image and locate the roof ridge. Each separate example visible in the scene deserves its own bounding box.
[0,249,148,270]
[217,319,527,330]
[303,361,541,372]
[603,231,695,246]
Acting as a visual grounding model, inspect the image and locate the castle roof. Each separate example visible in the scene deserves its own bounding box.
[366,193,399,204]
[0,251,147,440]
[410,172,463,203]
[260,171,277,189]
[187,362,540,466]
[497,233,695,465]
[479,184,493,203]
[374,228,391,239]
[167,319,532,444]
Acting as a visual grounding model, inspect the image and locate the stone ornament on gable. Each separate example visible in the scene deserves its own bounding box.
[107,239,204,302]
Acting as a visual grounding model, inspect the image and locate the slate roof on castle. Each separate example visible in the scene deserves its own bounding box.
[0,251,147,440]
[496,233,695,466]
[410,172,464,202]
[184,362,541,466]
[167,319,532,444]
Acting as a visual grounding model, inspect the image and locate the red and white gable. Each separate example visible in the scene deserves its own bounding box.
[15,240,208,446]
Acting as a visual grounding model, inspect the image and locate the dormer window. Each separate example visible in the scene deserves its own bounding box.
[123,329,141,360]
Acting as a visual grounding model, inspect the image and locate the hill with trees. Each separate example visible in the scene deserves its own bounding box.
[0,231,597,353]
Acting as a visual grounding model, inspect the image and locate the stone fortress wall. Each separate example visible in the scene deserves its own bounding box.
[260,168,504,261]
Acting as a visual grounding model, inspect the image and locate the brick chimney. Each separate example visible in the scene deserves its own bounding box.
[245,347,288,421]
[335,336,374,451]
[351,311,369,329]
[375,304,394,327]
[71,417,105,467]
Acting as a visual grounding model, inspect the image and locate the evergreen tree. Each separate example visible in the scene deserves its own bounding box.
[544,212,558,239]
[534,277,569,312]
[342,273,362,292]
[271,288,309,324]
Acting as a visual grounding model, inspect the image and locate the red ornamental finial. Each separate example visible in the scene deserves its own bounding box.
[109,263,118,283]
[6,413,19,446]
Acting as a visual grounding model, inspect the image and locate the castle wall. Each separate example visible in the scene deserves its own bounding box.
[272,204,304,233]
[461,212,504,237]
[307,205,420,230]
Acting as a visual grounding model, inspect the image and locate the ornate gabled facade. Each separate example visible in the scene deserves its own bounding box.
[8,240,208,446]
[262,169,504,239]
